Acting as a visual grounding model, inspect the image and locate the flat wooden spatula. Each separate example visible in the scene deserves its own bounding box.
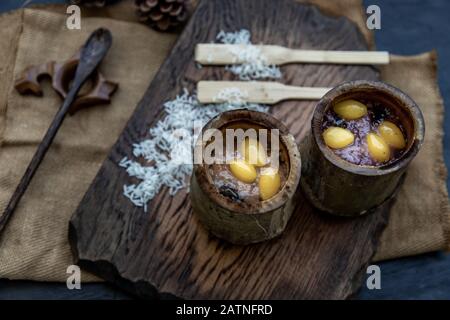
[196,44,390,65]
[197,81,331,104]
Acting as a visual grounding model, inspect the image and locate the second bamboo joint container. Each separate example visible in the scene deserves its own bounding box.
[301,80,425,216]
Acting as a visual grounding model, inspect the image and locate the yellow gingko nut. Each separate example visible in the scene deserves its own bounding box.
[378,121,406,149]
[259,167,281,201]
[333,99,368,120]
[323,127,355,149]
[241,138,268,167]
[367,132,391,163]
[229,159,257,184]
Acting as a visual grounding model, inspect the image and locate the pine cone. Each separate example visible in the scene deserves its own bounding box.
[135,0,191,32]
[70,0,119,7]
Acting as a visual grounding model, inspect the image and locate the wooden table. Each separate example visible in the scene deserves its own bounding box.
[0,0,449,300]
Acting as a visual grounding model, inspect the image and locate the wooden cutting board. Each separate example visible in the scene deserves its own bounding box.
[69,0,389,299]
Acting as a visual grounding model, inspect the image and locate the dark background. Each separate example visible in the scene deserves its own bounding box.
[0,0,449,300]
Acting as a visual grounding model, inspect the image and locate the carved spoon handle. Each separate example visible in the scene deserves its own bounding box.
[0,28,112,233]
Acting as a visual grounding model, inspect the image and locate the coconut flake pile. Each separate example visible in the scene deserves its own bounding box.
[213,87,249,104]
[119,90,268,211]
[216,29,282,80]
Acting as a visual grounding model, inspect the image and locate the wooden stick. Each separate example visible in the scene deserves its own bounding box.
[0,29,112,233]
[196,44,390,65]
[197,81,331,104]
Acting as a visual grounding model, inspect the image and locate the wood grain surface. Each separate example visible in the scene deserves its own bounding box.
[69,0,388,299]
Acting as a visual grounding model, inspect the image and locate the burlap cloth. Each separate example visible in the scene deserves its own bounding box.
[0,0,448,282]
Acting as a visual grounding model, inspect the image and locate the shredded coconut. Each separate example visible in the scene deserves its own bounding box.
[213,87,249,104]
[216,29,282,80]
[119,90,268,211]
[119,29,275,211]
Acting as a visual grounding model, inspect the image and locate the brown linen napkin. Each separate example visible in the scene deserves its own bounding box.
[0,1,448,282]
[374,52,450,261]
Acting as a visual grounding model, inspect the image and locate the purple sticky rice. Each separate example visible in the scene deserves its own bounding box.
[321,101,407,166]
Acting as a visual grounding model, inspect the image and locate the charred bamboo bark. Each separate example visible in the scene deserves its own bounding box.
[190,172,298,244]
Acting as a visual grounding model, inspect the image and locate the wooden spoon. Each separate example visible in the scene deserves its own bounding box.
[0,28,113,233]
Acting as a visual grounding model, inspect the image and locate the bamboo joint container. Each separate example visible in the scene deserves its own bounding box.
[300,80,425,216]
[191,110,301,244]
